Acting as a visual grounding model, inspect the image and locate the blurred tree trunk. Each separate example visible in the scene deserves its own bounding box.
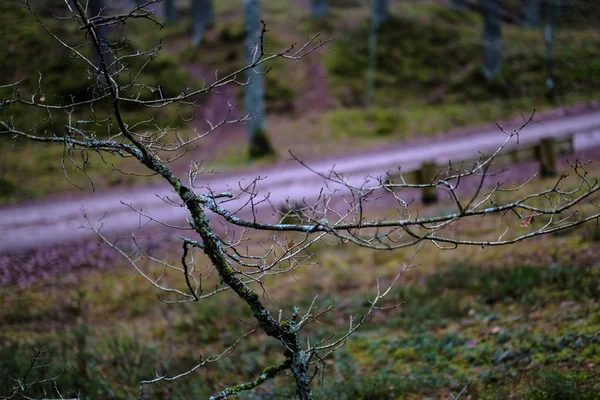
[372,0,389,24]
[525,0,541,27]
[87,0,112,78]
[545,0,556,101]
[450,0,466,10]
[165,0,177,23]
[192,0,214,47]
[244,0,275,159]
[365,0,390,106]
[480,0,502,80]
[311,0,328,19]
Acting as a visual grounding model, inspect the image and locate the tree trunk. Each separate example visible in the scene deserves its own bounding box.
[365,0,390,106]
[290,350,312,400]
[311,0,328,19]
[165,0,177,23]
[480,0,502,80]
[192,0,213,47]
[450,0,466,10]
[525,0,541,27]
[244,0,275,159]
[87,0,111,78]
[545,0,555,101]
[372,0,389,25]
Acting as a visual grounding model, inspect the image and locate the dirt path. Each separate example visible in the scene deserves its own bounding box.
[1,111,599,253]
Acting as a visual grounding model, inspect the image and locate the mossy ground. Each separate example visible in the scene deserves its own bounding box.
[1,163,599,398]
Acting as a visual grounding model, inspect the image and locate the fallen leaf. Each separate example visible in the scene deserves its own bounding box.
[287,240,295,249]
[520,215,535,227]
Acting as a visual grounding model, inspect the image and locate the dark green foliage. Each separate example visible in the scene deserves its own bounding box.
[328,12,479,106]
[265,76,295,113]
[526,369,600,400]
[0,177,17,198]
[0,3,91,103]
[327,4,600,107]
[315,350,400,399]
[121,53,189,106]
[0,336,135,399]
[248,129,275,159]
[366,109,399,135]
[2,258,599,398]
[591,225,600,242]
[556,0,600,27]
[426,263,600,304]
[175,296,251,345]
[278,201,304,225]
[0,2,191,134]
[329,0,362,8]
[218,23,246,45]
[237,69,296,115]
[389,263,600,329]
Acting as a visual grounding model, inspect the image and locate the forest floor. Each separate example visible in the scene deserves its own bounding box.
[1,159,599,399]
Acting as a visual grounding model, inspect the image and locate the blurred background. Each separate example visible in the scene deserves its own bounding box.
[1,0,599,204]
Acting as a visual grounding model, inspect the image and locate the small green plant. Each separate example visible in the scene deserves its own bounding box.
[526,369,599,400]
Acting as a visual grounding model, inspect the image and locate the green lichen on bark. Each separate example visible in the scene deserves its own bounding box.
[209,361,289,399]
[279,319,293,334]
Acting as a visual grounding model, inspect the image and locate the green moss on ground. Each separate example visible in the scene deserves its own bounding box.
[1,175,598,398]
[327,4,600,108]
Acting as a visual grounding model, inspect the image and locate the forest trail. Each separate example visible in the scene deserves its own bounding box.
[1,110,599,253]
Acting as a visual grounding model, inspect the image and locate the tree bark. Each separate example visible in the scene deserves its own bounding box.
[365,0,390,106]
[290,350,312,400]
[311,0,327,19]
[480,0,502,80]
[244,0,275,159]
[545,0,555,101]
[86,0,111,78]
[450,0,466,10]
[372,0,389,25]
[192,0,213,47]
[165,0,177,23]
[525,0,541,28]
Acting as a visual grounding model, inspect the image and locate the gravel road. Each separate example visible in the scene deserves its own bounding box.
[1,111,599,253]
